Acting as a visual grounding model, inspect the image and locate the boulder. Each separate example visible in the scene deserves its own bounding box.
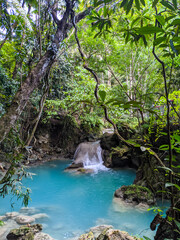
[78,232,94,240]
[114,184,155,206]
[15,215,35,225]
[89,225,113,238]
[6,224,42,240]
[100,133,120,151]
[0,215,7,221]
[6,212,19,219]
[97,229,135,240]
[34,232,54,240]
[78,226,140,240]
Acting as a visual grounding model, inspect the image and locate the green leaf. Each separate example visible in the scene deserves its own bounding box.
[165,183,180,191]
[170,39,178,55]
[120,0,128,8]
[172,0,177,9]
[0,220,4,226]
[143,236,151,240]
[159,144,169,150]
[161,1,175,11]
[140,0,145,6]
[157,166,173,172]
[142,35,147,47]
[135,0,140,10]
[136,26,164,34]
[126,140,141,147]
[156,15,165,26]
[126,0,133,14]
[99,90,106,102]
[153,36,166,46]
[171,19,180,26]
[152,0,160,7]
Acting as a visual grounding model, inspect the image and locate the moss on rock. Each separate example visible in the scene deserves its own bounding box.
[6,224,42,240]
[114,184,155,205]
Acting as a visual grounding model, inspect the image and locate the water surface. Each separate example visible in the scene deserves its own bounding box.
[0,160,157,239]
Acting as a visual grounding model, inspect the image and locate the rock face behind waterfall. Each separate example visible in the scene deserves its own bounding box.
[65,141,106,173]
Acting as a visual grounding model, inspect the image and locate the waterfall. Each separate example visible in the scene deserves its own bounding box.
[73,141,108,173]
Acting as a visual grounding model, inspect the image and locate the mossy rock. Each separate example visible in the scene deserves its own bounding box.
[114,184,155,205]
[6,224,42,240]
[78,231,94,240]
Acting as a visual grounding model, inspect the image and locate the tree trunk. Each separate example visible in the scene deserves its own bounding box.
[0,49,56,143]
[0,2,92,143]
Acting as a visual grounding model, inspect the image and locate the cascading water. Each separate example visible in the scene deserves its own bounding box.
[73,141,108,172]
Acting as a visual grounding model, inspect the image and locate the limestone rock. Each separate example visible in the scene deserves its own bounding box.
[0,219,19,240]
[0,215,7,221]
[15,215,35,225]
[77,226,139,240]
[89,225,113,238]
[97,229,136,240]
[6,212,19,219]
[78,231,94,240]
[114,184,155,206]
[6,224,42,240]
[34,232,54,240]
[100,133,120,151]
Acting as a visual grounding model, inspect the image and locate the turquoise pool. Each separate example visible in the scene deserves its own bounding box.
[0,160,157,239]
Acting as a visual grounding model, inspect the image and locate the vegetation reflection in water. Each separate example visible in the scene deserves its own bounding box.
[0,160,159,239]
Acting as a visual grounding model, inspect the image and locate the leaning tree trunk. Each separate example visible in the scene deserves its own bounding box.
[0,1,92,144]
[0,49,56,144]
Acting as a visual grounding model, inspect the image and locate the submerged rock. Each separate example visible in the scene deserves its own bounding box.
[15,215,35,225]
[114,184,155,206]
[31,214,49,220]
[19,207,38,215]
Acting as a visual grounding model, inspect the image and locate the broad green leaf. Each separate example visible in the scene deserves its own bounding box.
[136,26,164,34]
[140,0,145,6]
[135,0,140,10]
[174,134,180,142]
[165,15,176,22]
[153,36,166,46]
[172,0,177,9]
[170,39,178,55]
[152,0,160,7]
[120,0,128,8]
[161,1,175,11]
[171,19,180,26]
[156,15,165,26]
[99,90,106,102]
[126,0,133,14]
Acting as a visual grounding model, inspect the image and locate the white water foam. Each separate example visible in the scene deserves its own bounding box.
[82,142,108,173]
